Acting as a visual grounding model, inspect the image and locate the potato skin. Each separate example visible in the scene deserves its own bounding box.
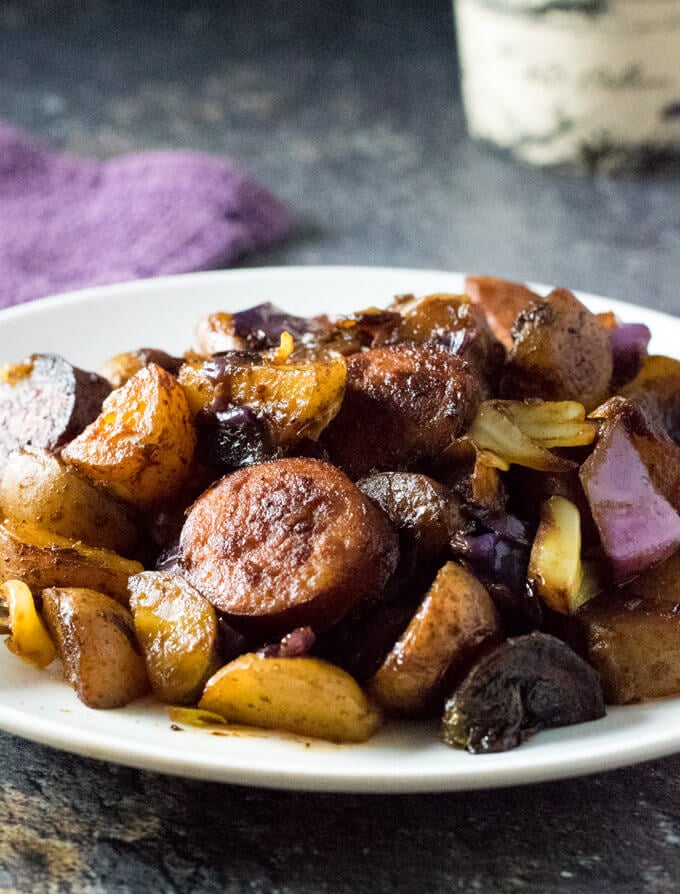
[393,292,505,389]
[180,457,399,636]
[62,363,196,506]
[128,571,220,704]
[199,653,382,743]
[0,520,142,604]
[464,276,541,350]
[42,587,149,709]
[369,562,501,717]
[324,344,481,479]
[99,348,182,389]
[620,355,680,443]
[0,448,140,554]
[573,551,680,704]
[0,353,111,472]
[357,472,463,566]
[501,289,613,412]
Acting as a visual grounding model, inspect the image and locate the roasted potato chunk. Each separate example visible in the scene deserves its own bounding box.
[43,587,149,709]
[99,348,182,389]
[369,562,501,717]
[391,293,505,388]
[0,448,140,554]
[619,355,680,443]
[464,275,541,349]
[199,653,382,743]
[0,353,111,472]
[357,472,464,566]
[572,552,680,704]
[180,457,398,636]
[502,289,613,412]
[324,344,481,479]
[179,351,347,446]
[128,571,220,704]
[0,520,142,604]
[62,363,196,506]
[579,601,680,704]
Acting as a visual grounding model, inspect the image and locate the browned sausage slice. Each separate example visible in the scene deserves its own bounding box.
[179,457,398,636]
[323,343,481,479]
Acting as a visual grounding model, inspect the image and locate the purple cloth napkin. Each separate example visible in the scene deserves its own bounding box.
[0,124,292,307]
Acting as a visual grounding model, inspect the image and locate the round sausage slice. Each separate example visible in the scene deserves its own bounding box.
[179,457,399,636]
[323,343,481,479]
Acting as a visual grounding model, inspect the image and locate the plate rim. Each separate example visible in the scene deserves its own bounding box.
[1,264,679,793]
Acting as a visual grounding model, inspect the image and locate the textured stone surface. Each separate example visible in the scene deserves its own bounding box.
[0,0,679,891]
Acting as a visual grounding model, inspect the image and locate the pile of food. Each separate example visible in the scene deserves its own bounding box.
[2,275,679,753]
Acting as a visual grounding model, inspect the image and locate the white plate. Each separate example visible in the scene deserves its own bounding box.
[1,265,679,793]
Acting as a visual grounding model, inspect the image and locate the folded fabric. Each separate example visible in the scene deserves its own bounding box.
[0,124,292,307]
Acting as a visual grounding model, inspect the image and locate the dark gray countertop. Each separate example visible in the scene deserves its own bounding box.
[1,1,679,891]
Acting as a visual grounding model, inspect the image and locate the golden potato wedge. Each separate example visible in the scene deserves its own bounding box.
[62,363,196,506]
[0,519,142,604]
[1,579,56,669]
[179,352,347,444]
[128,571,220,704]
[199,653,382,743]
[42,587,149,709]
[0,448,140,554]
[368,562,501,717]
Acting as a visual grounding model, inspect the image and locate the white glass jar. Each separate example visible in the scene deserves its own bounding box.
[454,0,680,171]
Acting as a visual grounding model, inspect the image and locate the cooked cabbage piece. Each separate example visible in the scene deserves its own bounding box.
[468,400,595,472]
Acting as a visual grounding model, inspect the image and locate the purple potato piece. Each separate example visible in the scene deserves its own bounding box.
[580,412,680,582]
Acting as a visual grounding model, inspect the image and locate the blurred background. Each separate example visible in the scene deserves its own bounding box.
[1,0,678,309]
[1,3,680,893]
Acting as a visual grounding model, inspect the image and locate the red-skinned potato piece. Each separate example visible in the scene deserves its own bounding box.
[323,343,481,480]
[180,457,399,637]
[464,276,541,349]
[0,353,111,472]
